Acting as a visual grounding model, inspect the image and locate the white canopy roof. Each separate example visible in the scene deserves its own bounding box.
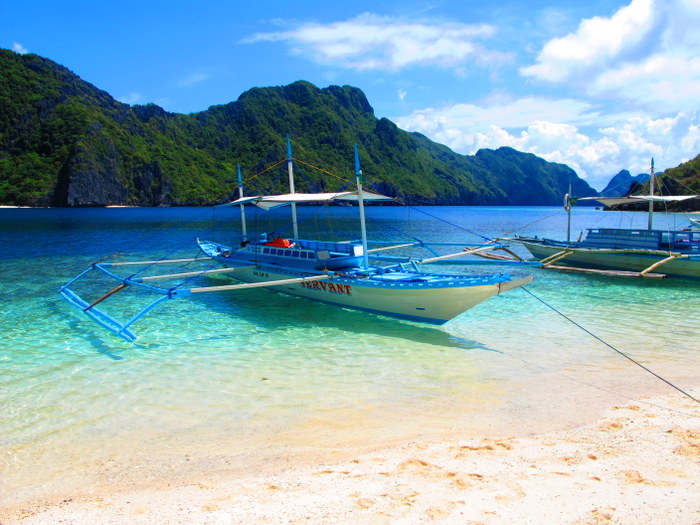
[221,191,394,210]
[578,195,698,207]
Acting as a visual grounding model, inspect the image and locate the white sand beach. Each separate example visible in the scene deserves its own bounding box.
[2,390,698,525]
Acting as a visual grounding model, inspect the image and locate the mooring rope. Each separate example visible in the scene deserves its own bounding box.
[401,204,494,242]
[521,286,700,405]
[495,333,700,418]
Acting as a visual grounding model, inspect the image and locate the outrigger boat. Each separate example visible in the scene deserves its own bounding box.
[59,139,533,341]
[508,159,700,279]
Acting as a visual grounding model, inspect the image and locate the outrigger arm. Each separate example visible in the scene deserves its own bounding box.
[59,258,335,342]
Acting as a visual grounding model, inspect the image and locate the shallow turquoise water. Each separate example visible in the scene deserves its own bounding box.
[1,205,698,504]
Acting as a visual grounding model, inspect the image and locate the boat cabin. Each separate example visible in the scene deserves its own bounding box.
[228,239,365,271]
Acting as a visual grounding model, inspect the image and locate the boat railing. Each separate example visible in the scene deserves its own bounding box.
[578,228,699,253]
[664,230,700,253]
[297,239,363,256]
[580,228,662,250]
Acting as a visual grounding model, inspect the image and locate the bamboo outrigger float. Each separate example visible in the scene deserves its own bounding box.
[59,139,534,341]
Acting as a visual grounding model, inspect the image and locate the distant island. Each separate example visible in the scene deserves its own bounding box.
[0,48,697,208]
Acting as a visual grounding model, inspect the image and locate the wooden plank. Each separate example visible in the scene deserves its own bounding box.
[421,245,496,264]
[137,265,256,281]
[544,265,667,278]
[105,257,212,266]
[640,255,679,276]
[367,242,419,253]
[84,283,129,311]
[188,274,332,294]
[540,249,573,266]
[473,251,521,262]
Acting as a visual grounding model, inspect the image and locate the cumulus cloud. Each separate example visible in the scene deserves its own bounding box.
[521,0,655,82]
[243,12,508,71]
[393,0,700,189]
[117,92,142,105]
[591,54,700,112]
[241,2,700,190]
[396,99,700,189]
[13,42,28,54]
[395,95,604,147]
[521,0,700,112]
[178,72,212,88]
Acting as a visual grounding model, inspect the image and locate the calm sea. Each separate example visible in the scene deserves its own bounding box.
[1,205,698,505]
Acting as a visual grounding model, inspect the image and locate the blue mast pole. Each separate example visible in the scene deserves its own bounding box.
[354,144,369,269]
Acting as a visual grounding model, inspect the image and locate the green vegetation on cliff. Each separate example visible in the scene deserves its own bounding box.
[660,154,700,194]
[0,49,624,206]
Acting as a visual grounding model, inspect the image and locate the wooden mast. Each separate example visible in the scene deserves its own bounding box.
[648,158,655,230]
[237,164,248,242]
[287,135,299,240]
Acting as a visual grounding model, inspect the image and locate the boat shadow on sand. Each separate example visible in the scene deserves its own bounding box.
[165,288,496,353]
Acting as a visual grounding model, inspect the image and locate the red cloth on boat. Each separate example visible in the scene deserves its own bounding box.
[265,238,292,247]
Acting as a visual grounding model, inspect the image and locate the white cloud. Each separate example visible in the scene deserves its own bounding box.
[395,94,603,147]
[381,0,699,190]
[13,42,28,54]
[396,99,700,189]
[521,0,700,113]
[244,12,507,71]
[240,2,700,191]
[591,54,700,112]
[178,72,212,88]
[521,0,655,82]
[118,92,142,105]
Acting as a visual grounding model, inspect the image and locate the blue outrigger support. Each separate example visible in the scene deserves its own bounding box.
[60,283,168,342]
[58,261,194,342]
[58,257,335,342]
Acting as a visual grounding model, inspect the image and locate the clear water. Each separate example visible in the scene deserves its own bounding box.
[1,205,698,505]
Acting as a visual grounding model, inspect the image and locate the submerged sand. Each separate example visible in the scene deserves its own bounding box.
[2,390,698,525]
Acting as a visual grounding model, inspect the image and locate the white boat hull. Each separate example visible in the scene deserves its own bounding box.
[216,264,532,324]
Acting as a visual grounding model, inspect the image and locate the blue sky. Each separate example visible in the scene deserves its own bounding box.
[3,0,699,190]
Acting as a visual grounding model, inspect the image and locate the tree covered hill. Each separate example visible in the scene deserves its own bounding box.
[631,156,700,211]
[659,154,700,195]
[0,48,609,207]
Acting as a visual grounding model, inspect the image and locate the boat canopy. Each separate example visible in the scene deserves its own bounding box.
[221,191,395,210]
[578,195,698,207]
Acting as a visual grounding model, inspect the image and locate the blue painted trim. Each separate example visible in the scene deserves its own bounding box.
[59,287,138,342]
[58,260,189,341]
[58,265,95,292]
[93,263,169,294]
[118,295,171,337]
[354,144,362,183]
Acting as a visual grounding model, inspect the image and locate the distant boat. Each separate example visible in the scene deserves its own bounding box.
[59,138,532,341]
[508,159,700,280]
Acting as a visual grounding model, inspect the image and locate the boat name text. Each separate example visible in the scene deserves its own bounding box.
[300,280,352,295]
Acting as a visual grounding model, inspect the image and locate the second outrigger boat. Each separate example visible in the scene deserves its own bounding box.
[59,138,533,341]
[509,159,700,279]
